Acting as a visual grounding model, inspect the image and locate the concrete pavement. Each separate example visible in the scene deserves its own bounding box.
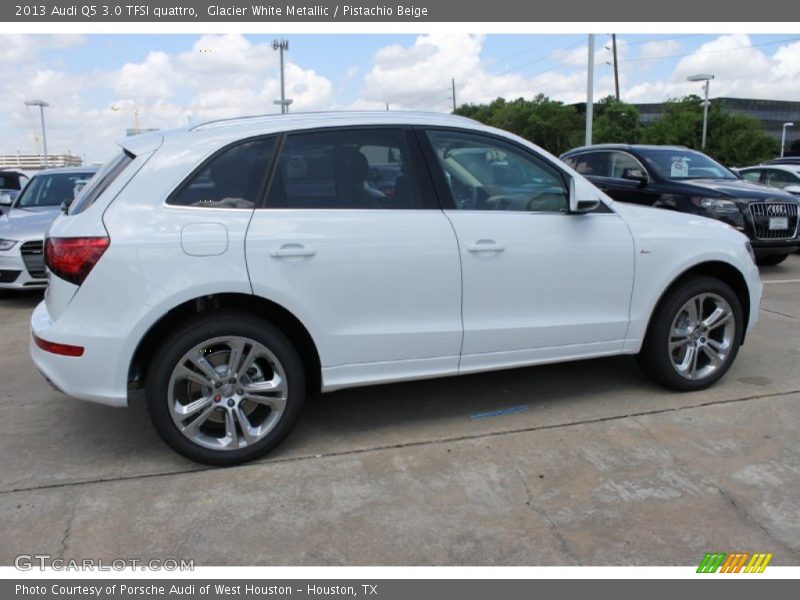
[1,256,799,565]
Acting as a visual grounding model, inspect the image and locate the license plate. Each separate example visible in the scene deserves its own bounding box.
[769,216,788,230]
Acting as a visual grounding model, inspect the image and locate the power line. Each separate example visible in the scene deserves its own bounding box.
[620,35,800,63]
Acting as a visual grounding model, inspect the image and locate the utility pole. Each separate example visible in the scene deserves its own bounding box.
[585,34,595,146]
[611,34,620,101]
[451,78,457,112]
[272,39,292,114]
[25,99,50,167]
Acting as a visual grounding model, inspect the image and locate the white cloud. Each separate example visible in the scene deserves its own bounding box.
[0,34,335,162]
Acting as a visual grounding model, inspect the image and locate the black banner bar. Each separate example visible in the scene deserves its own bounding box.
[4,579,800,600]
[3,0,800,22]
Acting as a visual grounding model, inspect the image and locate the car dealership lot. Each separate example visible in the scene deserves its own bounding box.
[1,258,799,566]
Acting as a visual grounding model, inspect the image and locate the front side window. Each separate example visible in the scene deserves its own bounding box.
[427,130,568,213]
[608,152,646,179]
[266,129,420,209]
[764,169,797,189]
[169,138,275,209]
[740,170,761,183]
[15,171,96,209]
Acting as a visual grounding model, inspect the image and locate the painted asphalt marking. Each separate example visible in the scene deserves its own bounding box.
[469,405,529,420]
[762,279,800,284]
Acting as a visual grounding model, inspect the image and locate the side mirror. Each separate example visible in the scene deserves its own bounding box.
[569,176,601,213]
[621,167,648,186]
[0,194,12,207]
[784,185,800,196]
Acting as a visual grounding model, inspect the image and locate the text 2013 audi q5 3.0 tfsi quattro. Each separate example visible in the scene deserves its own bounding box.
[31,112,763,465]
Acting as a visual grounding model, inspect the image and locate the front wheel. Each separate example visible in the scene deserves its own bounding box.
[637,276,743,391]
[756,253,789,266]
[146,312,306,465]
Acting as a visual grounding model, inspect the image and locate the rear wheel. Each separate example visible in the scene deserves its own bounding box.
[637,276,743,391]
[756,253,789,266]
[146,312,305,465]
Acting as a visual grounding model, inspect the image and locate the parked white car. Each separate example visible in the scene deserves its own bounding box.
[30,112,762,465]
[0,166,98,289]
[737,164,800,196]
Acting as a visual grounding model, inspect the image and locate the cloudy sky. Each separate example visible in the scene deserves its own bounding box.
[2,32,799,163]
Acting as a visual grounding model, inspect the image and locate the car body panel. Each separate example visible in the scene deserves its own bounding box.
[29,112,763,407]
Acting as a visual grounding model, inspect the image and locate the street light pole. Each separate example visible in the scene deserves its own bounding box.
[272,39,290,114]
[687,74,714,149]
[25,99,50,167]
[585,34,595,146]
[781,122,794,158]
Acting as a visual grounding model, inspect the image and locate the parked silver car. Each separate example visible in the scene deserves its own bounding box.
[0,166,98,289]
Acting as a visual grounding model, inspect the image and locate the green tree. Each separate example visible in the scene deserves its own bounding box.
[456,94,583,156]
[592,96,642,144]
[640,96,777,166]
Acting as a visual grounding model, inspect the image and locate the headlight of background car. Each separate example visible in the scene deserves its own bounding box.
[0,239,19,251]
[690,197,740,213]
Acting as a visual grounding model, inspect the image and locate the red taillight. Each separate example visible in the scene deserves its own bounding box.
[33,334,84,357]
[44,236,109,285]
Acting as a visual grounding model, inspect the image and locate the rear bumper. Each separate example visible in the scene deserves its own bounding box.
[30,299,129,407]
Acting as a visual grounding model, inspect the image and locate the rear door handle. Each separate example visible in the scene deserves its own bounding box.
[270,244,316,258]
[467,239,505,253]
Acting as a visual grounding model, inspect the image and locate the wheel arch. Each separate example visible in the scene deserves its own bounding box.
[643,260,752,346]
[128,293,322,396]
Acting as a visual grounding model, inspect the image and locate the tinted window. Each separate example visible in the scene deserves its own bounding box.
[69,153,131,214]
[169,138,275,209]
[0,173,24,190]
[640,149,736,180]
[563,152,609,177]
[267,129,420,209]
[740,170,761,183]
[765,169,799,188]
[15,171,96,208]
[427,130,567,213]
[608,152,645,179]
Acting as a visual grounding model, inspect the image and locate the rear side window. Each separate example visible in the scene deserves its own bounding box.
[169,138,275,209]
[266,129,421,209]
[69,152,133,214]
[564,152,608,176]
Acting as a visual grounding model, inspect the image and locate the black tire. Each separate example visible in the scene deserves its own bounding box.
[756,253,789,266]
[637,276,743,391]
[146,311,306,466]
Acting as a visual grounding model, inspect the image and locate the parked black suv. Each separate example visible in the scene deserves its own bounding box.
[561,144,800,265]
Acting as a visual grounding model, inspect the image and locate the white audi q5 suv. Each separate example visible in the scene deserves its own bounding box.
[30,111,763,464]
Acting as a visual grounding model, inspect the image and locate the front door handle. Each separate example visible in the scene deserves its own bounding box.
[270,244,316,258]
[467,239,505,253]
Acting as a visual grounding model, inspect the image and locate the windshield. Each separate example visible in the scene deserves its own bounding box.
[14,172,96,208]
[640,149,737,181]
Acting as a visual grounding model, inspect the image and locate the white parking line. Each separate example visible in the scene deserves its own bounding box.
[762,279,800,284]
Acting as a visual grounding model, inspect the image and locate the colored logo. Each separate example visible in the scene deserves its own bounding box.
[697,552,773,573]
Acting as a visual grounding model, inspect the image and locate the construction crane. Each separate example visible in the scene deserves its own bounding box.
[111,103,210,135]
